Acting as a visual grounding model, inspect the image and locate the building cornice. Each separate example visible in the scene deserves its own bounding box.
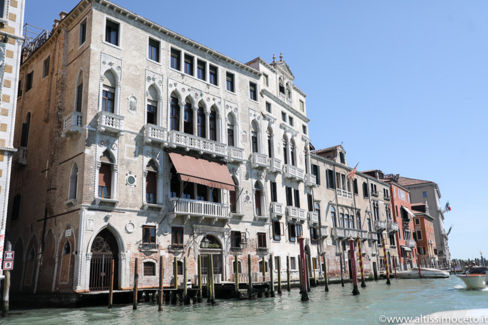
[262,88,310,123]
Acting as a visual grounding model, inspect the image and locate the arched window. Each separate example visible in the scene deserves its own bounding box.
[147,85,158,125]
[197,103,206,138]
[183,98,193,135]
[230,176,238,213]
[98,150,114,198]
[209,106,217,141]
[146,160,158,204]
[254,181,264,216]
[290,139,296,166]
[170,166,180,198]
[227,113,235,147]
[69,164,78,200]
[102,70,116,113]
[283,136,288,164]
[170,94,180,131]
[251,121,259,153]
[267,127,273,158]
[75,72,83,113]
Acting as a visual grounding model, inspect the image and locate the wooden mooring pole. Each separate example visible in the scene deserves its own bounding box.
[339,250,345,287]
[158,256,163,311]
[209,254,215,304]
[198,255,202,302]
[323,254,329,292]
[108,259,114,309]
[298,237,309,301]
[234,255,239,298]
[381,233,391,285]
[133,258,139,310]
[183,256,188,304]
[174,256,178,289]
[262,256,266,283]
[349,237,360,295]
[286,256,291,292]
[357,237,366,288]
[277,256,282,295]
[269,254,275,297]
[247,254,253,299]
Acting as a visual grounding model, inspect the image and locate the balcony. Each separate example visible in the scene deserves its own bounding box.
[320,225,329,238]
[97,111,124,134]
[286,206,306,223]
[305,174,317,187]
[63,111,83,135]
[406,239,416,248]
[269,157,282,173]
[388,220,399,232]
[308,211,319,225]
[169,197,229,220]
[371,191,379,197]
[144,124,168,146]
[227,146,245,163]
[14,147,27,166]
[332,227,369,240]
[375,220,387,231]
[168,130,227,158]
[251,152,269,169]
[384,195,391,201]
[336,189,353,199]
[139,242,158,252]
[270,202,284,218]
[283,164,304,181]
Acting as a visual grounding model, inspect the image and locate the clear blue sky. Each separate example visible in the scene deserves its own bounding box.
[25,1,488,259]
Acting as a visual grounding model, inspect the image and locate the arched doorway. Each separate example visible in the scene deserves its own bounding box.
[200,235,223,282]
[89,229,119,291]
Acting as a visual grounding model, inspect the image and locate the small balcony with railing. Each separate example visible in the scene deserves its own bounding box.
[270,202,284,219]
[320,225,329,238]
[168,130,228,159]
[268,157,282,173]
[336,189,353,199]
[406,239,416,248]
[168,197,230,221]
[286,206,306,223]
[63,111,83,136]
[227,146,245,162]
[283,165,305,181]
[375,220,387,231]
[308,211,319,225]
[144,124,168,146]
[305,174,317,187]
[251,152,269,169]
[332,227,369,240]
[97,111,124,134]
[388,220,399,232]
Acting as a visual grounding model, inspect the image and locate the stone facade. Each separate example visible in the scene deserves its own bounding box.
[0,0,25,279]
[8,0,401,295]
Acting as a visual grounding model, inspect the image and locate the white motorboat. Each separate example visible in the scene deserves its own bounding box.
[457,267,487,290]
[397,267,450,279]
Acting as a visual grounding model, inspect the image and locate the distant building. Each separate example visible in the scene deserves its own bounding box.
[411,202,438,268]
[395,176,450,267]
[0,0,25,278]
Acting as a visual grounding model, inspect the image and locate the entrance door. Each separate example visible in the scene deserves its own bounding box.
[89,229,119,291]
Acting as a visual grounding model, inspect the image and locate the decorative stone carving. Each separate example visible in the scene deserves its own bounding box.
[128,95,137,113]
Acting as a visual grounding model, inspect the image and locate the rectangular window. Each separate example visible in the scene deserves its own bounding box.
[102,87,115,113]
[263,73,269,86]
[326,169,336,189]
[257,232,267,248]
[288,223,296,242]
[142,226,156,244]
[266,102,271,113]
[226,72,235,92]
[422,191,428,198]
[311,164,320,185]
[184,54,194,76]
[299,100,305,112]
[288,116,294,126]
[294,189,300,208]
[415,218,420,225]
[25,72,33,92]
[286,187,293,206]
[209,65,218,85]
[273,221,281,241]
[42,57,50,78]
[296,224,303,237]
[307,194,313,212]
[170,48,181,70]
[171,227,184,248]
[249,82,257,101]
[270,181,277,203]
[231,231,242,249]
[290,257,297,270]
[143,261,156,276]
[148,38,160,62]
[197,60,206,81]
[281,112,286,122]
[417,230,422,240]
[105,19,120,46]
[79,20,87,46]
[302,125,307,134]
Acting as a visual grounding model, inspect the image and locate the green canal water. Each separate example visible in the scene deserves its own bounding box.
[1,277,487,325]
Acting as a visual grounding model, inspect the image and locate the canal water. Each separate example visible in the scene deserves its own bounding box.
[2,277,487,325]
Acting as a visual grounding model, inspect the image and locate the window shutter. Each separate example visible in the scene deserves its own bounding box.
[280,222,284,236]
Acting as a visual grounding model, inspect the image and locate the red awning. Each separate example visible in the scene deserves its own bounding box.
[168,152,235,191]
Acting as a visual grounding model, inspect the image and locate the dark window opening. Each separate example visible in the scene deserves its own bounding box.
[142,226,156,244]
[209,65,218,85]
[171,48,181,70]
[148,38,160,62]
[105,20,119,46]
[171,227,184,248]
